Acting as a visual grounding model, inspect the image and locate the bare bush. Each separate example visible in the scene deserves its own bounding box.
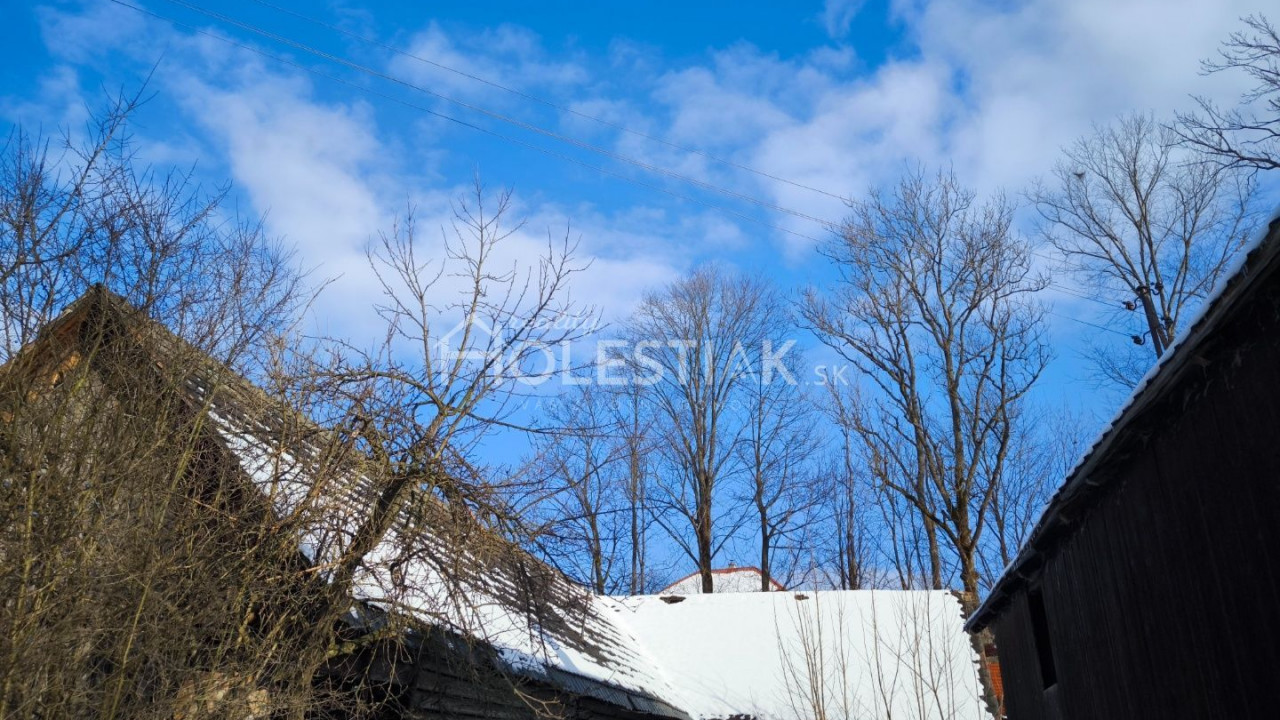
[778,592,990,720]
[0,100,592,719]
[0,96,323,715]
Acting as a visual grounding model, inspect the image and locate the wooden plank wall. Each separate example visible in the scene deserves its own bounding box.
[995,271,1280,719]
[314,626,674,720]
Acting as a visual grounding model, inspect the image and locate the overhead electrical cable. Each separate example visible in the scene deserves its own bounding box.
[1047,283,1123,308]
[152,0,840,231]
[1028,248,1128,308]
[1046,310,1130,337]
[107,0,827,245]
[247,0,851,204]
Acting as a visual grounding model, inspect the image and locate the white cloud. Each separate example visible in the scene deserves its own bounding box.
[655,62,796,149]
[821,0,868,39]
[0,65,88,130]
[388,22,589,105]
[35,0,148,65]
[165,64,390,336]
[912,0,1258,190]
[181,77,383,245]
[18,0,1271,334]
[19,3,691,340]
[635,0,1266,259]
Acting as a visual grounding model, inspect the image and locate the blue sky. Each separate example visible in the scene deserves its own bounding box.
[3,0,1277,437]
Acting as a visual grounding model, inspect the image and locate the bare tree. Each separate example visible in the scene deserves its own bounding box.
[0,91,304,369]
[820,383,875,591]
[0,96,134,350]
[737,363,823,591]
[1178,14,1280,172]
[1033,112,1257,386]
[530,383,629,594]
[804,168,1049,596]
[623,267,792,593]
[980,407,1084,588]
[290,180,596,691]
[0,97,320,719]
[836,392,943,591]
[0,97,603,719]
[610,379,658,594]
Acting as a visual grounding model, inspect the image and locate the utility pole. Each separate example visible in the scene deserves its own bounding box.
[1134,285,1170,358]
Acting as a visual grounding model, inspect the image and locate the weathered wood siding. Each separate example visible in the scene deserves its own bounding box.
[315,626,677,720]
[993,258,1280,719]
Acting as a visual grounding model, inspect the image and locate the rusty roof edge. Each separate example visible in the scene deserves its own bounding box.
[966,211,1280,632]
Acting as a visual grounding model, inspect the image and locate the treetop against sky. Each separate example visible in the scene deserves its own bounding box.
[3,0,1277,423]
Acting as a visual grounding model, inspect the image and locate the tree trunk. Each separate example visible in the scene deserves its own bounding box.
[588,510,605,595]
[630,486,641,595]
[697,470,714,593]
[629,439,646,595]
[957,526,981,596]
[760,530,771,591]
[924,515,943,590]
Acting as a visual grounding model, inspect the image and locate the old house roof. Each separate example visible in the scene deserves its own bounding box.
[216,399,690,717]
[967,212,1280,632]
[14,288,689,720]
[608,591,990,720]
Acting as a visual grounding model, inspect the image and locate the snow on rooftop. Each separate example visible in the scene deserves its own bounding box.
[207,400,686,713]
[211,398,991,720]
[607,591,992,720]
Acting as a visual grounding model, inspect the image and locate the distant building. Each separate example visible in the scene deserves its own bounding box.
[967,214,1280,719]
[660,565,786,594]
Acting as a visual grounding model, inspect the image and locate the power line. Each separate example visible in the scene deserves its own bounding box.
[1030,248,1127,309]
[248,0,852,204]
[107,0,827,245]
[1046,310,1129,337]
[153,0,841,232]
[1046,282,1121,308]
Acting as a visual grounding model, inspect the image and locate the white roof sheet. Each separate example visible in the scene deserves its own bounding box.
[607,591,992,720]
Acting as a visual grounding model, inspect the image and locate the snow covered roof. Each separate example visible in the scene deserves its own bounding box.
[661,566,786,594]
[206,374,689,717]
[26,288,690,720]
[606,591,991,720]
[968,211,1280,632]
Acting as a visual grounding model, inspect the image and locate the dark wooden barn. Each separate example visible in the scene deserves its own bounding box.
[966,214,1280,719]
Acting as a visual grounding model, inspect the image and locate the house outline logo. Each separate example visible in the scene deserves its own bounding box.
[432,313,560,386]
[433,312,506,366]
